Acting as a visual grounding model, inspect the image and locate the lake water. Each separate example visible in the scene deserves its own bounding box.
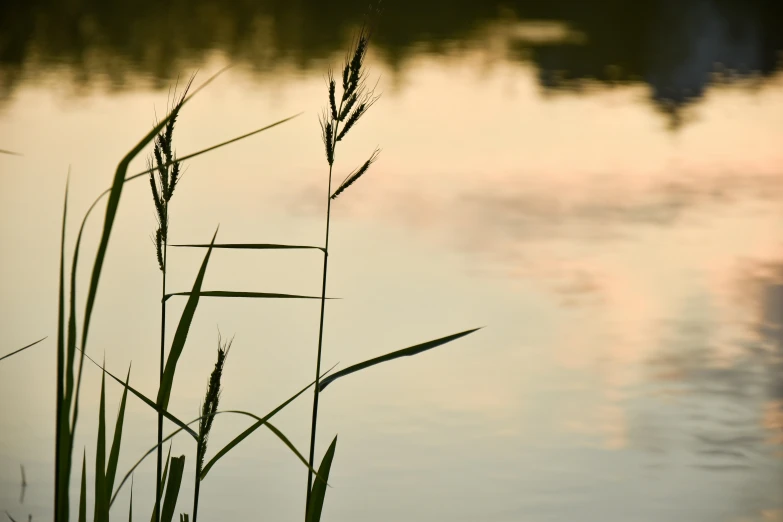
[1,1,782,521]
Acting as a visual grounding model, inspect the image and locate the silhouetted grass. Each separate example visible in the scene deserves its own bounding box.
[302,19,482,520]
[148,78,191,522]
[193,334,231,522]
[1,18,482,522]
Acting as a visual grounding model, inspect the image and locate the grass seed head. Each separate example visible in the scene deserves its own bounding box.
[331,148,380,200]
[320,112,334,166]
[198,334,232,469]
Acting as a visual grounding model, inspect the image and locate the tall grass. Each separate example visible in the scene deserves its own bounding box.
[302,22,481,520]
[147,79,191,522]
[1,20,482,522]
[306,23,380,508]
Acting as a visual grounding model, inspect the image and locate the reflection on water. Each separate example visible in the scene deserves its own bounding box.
[2,0,782,123]
[0,0,782,521]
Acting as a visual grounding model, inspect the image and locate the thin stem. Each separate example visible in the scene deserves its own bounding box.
[55,179,67,522]
[193,443,202,522]
[306,107,342,510]
[156,226,168,522]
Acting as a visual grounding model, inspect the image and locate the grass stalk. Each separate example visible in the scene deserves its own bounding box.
[306,71,344,509]
[55,174,68,522]
[305,142,334,509]
[306,25,378,511]
[151,80,191,522]
[156,238,167,522]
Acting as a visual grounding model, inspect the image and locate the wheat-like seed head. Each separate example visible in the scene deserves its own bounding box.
[320,17,382,192]
[155,228,164,271]
[147,76,194,270]
[328,70,338,121]
[197,333,232,470]
[337,92,357,122]
[337,89,380,142]
[331,148,381,200]
[319,110,335,166]
[168,161,180,201]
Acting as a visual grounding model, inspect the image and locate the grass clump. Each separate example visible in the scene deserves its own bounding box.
[1,13,482,522]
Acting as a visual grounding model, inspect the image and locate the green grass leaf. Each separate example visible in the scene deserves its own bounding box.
[171,243,323,252]
[150,446,172,522]
[161,456,186,522]
[157,228,218,410]
[124,113,303,184]
[319,328,482,391]
[80,350,197,439]
[305,436,338,522]
[106,366,131,497]
[55,178,70,522]
[0,337,47,363]
[113,431,184,507]
[78,451,87,522]
[164,291,328,301]
[128,476,133,522]
[94,365,108,522]
[263,421,324,481]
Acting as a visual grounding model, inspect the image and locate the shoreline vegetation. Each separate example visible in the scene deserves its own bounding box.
[1,18,480,522]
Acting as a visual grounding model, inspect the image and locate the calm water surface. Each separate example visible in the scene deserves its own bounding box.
[1,1,782,521]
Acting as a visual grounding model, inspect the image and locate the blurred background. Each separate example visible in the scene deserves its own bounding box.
[0,0,782,521]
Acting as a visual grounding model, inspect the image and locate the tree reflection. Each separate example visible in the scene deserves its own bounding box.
[1,0,781,120]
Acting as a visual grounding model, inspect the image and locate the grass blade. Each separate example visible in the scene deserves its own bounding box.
[55,177,69,522]
[164,291,329,301]
[129,476,133,522]
[125,113,303,183]
[94,365,108,522]
[0,337,47,363]
[0,148,22,156]
[79,350,197,439]
[263,421,322,480]
[150,446,172,522]
[319,328,482,391]
[161,456,186,522]
[157,228,218,410]
[78,451,86,522]
[199,365,337,480]
[106,366,131,496]
[171,243,323,252]
[305,436,338,522]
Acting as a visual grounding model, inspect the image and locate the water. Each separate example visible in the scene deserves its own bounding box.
[1,1,782,520]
